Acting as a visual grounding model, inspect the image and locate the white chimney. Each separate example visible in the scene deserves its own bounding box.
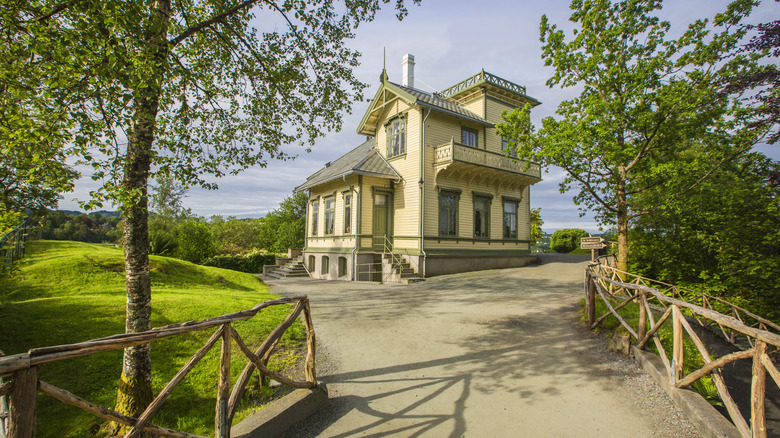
[402,54,415,89]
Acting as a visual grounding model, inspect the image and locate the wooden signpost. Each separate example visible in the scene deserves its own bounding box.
[581,236,606,261]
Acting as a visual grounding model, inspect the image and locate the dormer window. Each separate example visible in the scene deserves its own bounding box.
[461,127,478,147]
[386,116,406,158]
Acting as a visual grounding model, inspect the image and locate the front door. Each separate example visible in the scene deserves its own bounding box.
[373,193,389,251]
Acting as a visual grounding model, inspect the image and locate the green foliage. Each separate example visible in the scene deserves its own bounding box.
[149,230,178,256]
[629,153,780,321]
[210,216,262,255]
[175,220,216,264]
[258,192,307,253]
[530,208,544,243]
[31,211,122,244]
[0,211,23,235]
[497,0,766,270]
[551,228,589,253]
[0,241,304,437]
[202,250,277,274]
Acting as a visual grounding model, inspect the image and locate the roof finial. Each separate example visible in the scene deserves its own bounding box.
[380,47,388,83]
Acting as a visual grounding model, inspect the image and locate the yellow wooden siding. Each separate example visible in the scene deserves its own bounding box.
[461,97,485,118]
[305,176,359,249]
[484,98,517,154]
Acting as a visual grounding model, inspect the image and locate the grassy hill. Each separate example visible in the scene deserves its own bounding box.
[0,240,304,437]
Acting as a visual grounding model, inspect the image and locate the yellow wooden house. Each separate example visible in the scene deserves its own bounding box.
[295,54,542,281]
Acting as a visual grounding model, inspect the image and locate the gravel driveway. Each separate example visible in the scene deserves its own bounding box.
[268,254,700,437]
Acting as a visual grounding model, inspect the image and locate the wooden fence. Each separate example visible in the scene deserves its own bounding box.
[0,221,27,272]
[0,296,316,438]
[585,260,780,438]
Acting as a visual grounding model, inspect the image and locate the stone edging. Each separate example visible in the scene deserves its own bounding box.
[631,346,740,438]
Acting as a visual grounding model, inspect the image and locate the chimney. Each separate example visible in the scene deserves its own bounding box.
[402,53,415,89]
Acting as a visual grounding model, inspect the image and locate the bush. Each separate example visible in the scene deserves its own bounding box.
[202,250,276,273]
[551,228,590,253]
[149,230,178,256]
[175,220,216,264]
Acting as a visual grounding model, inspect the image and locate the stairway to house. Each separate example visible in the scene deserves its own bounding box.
[382,253,425,284]
[266,256,308,280]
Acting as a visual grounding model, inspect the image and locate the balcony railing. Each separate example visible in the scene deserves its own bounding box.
[433,141,541,179]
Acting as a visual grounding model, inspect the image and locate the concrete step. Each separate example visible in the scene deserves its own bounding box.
[401,277,426,284]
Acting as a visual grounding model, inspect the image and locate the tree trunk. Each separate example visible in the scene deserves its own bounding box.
[616,166,629,276]
[112,0,171,434]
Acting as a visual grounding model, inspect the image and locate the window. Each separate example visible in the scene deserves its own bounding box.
[503,199,518,239]
[343,193,352,234]
[321,256,329,275]
[338,257,347,278]
[502,138,517,158]
[439,190,459,236]
[461,127,478,147]
[386,116,406,157]
[324,197,335,235]
[311,201,319,236]
[474,195,491,238]
[308,255,315,272]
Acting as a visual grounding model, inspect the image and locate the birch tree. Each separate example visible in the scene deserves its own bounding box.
[2,0,419,425]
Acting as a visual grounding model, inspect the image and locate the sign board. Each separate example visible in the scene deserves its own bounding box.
[581,236,606,250]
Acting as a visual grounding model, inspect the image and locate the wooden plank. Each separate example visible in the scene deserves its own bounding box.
[638,306,673,350]
[592,280,638,339]
[216,324,231,438]
[587,272,596,327]
[675,307,752,438]
[587,269,780,348]
[638,292,647,341]
[229,327,313,389]
[226,300,305,425]
[591,291,639,329]
[672,306,684,383]
[676,349,755,389]
[38,380,204,438]
[762,354,780,389]
[125,326,224,438]
[8,367,36,438]
[302,300,317,385]
[0,380,12,397]
[752,341,767,438]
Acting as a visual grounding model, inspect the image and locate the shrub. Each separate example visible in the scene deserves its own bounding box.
[149,231,178,256]
[175,220,216,264]
[202,250,276,273]
[551,228,590,253]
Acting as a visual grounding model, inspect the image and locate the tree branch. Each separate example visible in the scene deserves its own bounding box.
[169,0,261,47]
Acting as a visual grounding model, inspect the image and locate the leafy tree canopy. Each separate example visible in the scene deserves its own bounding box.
[497,0,768,272]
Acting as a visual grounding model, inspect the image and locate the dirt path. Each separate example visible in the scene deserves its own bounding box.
[269,254,700,437]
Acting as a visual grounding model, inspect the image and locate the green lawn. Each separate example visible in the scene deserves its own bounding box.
[0,240,304,437]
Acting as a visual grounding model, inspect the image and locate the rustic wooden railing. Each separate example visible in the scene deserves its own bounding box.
[0,296,316,438]
[0,221,27,272]
[585,261,780,438]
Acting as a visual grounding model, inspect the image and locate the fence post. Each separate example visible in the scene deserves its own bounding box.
[638,290,647,342]
[751,341,767,438]
[8,367,36,438]
[672,306,684,384]
[587,268,596,328]
[217,324,231,438]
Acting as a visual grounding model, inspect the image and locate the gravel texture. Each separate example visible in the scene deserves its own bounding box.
[268,254,701,437]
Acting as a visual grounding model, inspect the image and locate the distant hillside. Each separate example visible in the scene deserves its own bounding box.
[56,209,122,218]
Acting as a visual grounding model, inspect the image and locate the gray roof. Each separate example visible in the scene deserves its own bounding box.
[294,139,401,192]
[390,82,493,127]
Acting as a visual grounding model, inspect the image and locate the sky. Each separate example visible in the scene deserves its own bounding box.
[58,0,779,233]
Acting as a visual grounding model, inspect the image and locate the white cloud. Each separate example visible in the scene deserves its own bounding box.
[58,0,777,232]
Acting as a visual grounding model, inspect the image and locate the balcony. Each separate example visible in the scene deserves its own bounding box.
[433,141,541,181]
